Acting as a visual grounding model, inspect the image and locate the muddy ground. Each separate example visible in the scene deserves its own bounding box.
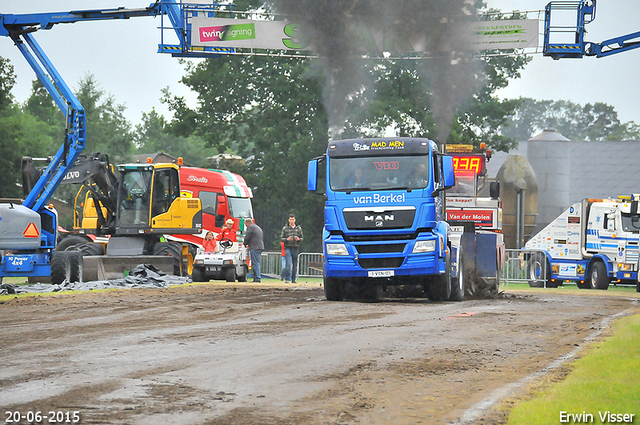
[1,281,638,425]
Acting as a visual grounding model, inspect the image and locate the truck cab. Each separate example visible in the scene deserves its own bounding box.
[308,137,461,301]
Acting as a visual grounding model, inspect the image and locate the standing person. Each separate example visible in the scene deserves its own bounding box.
[280,241,286,281]
[244,218,264,282]
[281,214,303,283]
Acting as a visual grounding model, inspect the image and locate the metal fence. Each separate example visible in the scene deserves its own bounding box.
[259,249,550,284]
[500,249,548,287]
[260,251,324,278]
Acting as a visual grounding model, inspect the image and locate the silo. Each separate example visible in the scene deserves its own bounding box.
[496,154,538,249]
[526,129,571,230]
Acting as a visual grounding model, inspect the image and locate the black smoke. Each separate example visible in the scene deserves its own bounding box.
[268,0,483,143]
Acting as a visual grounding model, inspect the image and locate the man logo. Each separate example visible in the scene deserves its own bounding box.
[365,214,395,227]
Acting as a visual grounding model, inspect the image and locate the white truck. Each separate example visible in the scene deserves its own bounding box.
[524,195,640,292]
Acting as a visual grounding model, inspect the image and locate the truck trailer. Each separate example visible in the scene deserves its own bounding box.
[524,195,640,292]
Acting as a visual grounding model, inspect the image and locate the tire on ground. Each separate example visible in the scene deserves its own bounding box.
[429,250,452,301]
[449,246,464,301]
[191,267,206,282]
[51,251,70,285]
[323,276,343,301]
[527,253,554,288]
[225,267,236,282]
[67,250,84,283]
[588,261,610,290]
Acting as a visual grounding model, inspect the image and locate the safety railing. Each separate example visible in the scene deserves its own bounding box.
[500,249,549,287]
[259,252,324,278]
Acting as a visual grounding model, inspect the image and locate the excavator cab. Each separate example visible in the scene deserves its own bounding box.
[114,163,201,235]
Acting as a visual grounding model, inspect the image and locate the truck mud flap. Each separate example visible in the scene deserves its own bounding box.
[83,255,178,281]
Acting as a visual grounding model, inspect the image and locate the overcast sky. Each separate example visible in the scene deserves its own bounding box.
[1,0,639,130]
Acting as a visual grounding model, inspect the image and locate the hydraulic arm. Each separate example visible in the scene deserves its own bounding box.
[544,0,640,59]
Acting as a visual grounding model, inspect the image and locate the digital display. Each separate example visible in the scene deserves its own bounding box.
[452,155,485,176]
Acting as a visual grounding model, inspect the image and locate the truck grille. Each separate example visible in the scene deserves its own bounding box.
[358,258,404,269]
[344,208,415,230]
[355,244,405,254]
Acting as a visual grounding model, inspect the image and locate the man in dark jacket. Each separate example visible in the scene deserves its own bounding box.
[280,214,303,283]
[244,218,264,282]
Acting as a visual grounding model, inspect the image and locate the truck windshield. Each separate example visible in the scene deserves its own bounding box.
[228,197,253,219]
[621,213,640,233]
[330,155,430,192]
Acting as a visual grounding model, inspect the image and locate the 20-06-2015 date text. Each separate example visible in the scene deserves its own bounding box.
[5,411,80,423]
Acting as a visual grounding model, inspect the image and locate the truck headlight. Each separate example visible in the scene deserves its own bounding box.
[413,240,436,253]
[326,243,349,256]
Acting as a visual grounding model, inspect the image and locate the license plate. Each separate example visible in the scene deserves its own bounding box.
[368,270,394,278]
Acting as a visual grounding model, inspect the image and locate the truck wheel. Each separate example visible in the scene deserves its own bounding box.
[225,267,236,282]
[191,267,206,282]
[51,251,70,285]
[323,277,343,301]
[588,261,610,290]
[67,251,84,283]
[636,282,640,293]
[430,250,452,301]
[527,253,551,287]
[449,247,465,301]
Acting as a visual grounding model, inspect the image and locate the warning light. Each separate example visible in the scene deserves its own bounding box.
[23,223,40,238]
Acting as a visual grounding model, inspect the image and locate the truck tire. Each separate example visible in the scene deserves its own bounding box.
[323,277,343,301]
[225,267,236,282]
[449,247,465,301]
[51,251,70,285]
[191,267,206,282]
[588,261,609,290]
[67,250,83,283]
[429,250,452,301]
[527,253,552,288]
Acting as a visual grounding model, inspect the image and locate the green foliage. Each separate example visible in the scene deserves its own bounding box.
[0,56,16,110]
[134,108,216,168]
[501,98,640,142]
[75,74,133,160]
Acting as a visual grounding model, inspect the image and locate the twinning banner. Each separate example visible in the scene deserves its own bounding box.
[190,17,538,53]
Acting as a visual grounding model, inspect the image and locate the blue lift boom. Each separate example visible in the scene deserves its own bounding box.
[544,0,640,59]
[0,1,230,283]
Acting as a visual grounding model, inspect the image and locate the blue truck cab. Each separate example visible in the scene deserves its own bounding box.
[308,137,462,301]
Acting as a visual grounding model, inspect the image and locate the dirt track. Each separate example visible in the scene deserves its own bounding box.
[1,282,638,425]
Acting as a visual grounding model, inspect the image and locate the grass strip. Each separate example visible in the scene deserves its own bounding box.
[506,312,640,424]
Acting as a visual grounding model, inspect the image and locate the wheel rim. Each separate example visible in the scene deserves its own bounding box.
[530,260,542,282]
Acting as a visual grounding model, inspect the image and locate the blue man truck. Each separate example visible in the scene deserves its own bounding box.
[307,137,465,301]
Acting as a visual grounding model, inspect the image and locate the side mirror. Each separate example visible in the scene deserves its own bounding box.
[490,181,500,199]
[442,155,455,189]
[308,159,318,192]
